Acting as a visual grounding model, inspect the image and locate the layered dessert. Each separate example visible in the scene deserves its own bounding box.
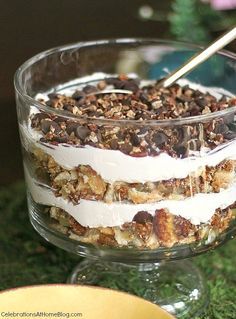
[20,74,236,249]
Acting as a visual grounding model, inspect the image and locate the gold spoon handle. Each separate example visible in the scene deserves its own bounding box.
[157,26,236,89]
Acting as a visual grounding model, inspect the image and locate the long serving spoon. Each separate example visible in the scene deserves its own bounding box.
[156,26,236,89]
[85,27,236,97]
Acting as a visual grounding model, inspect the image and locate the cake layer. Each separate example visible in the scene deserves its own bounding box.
[25,166,236,227]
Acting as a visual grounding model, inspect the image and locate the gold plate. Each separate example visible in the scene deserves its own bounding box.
[0,284,175,318]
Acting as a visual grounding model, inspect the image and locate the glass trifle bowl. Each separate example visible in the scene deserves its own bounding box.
[15,39,236,318]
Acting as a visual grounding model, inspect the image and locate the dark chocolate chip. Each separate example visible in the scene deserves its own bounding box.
[41,119,53,134]
[63,104,74,112]
[120,142,133,154]
[182,85,190,92]
[53,117,66,124]
[66,122,78,135]
[48,93,59,99]
[123,80,139,92]
[195,98,208,108]
[139,92,150,104]
[112,79,126,90]
[176,95,191,103]
[106,78,139,92]
[192,90,203,97]
[190,106,201,116]
[133,211,153,224]
[50,121,61,134]
[72,90,86,100]
[31,113,50,128]
[138,127,149,135]
[109,139,119,150]
[82,85,98,94]
[135,112,144,120]
[39,137,48,143]
[173,145,188,157]
[130,133,140,146]
[75,126,90,140]
[53,135,69,143]
[75,98,86,106]
[34,113,49,122]
[117,131,125,140]
[152,132,168,145]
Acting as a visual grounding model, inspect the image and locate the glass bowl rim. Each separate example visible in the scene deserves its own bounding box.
[14,38,236,127]
[29,201,236,263]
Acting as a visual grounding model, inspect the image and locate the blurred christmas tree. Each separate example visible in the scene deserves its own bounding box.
[138,0,236,88]
[169,0,236,43]
[138,0,236,44]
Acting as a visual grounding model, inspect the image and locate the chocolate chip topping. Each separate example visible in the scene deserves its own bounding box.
[75,126,90,140]
[120,142,133,154]
[66,122,78,135]
[41,120,61,134]
[109,139,119,150]
[72,90,86,101]
[106,77,139,92]
[130,133,140,147]
[152,132,168,146]
[133,211,153,224]
[31,75,236,158]
[82,85,98,94]
[37,76,235,121]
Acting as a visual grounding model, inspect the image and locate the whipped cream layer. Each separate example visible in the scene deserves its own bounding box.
[25,166,236,227]
[20,123,236,183]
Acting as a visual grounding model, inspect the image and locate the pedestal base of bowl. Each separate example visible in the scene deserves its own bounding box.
[68,259,209,318]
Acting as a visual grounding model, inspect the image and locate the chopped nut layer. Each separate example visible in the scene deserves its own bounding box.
[48,204,235,249]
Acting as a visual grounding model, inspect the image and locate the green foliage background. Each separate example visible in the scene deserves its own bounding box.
[169,0,236,43]
[0,182,235,318]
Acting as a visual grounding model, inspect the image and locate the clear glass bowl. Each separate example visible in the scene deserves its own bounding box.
[15,39,236,318]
